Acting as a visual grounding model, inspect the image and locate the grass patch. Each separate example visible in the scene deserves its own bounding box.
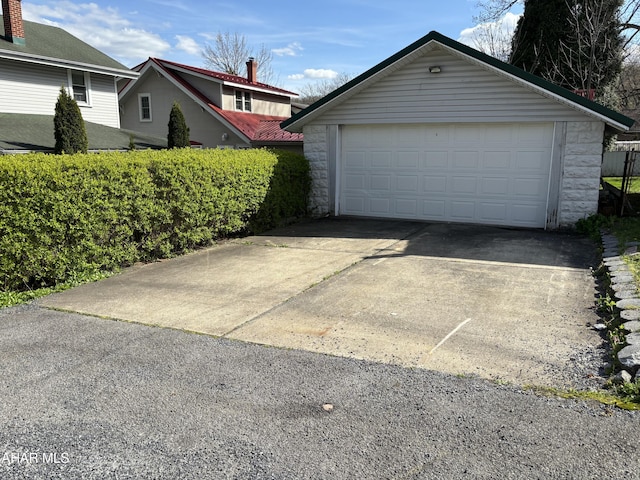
[0,270,115,308]
[525,385,640,411]
[577,214,640,408]
[603,176,640,193]
[602,177,640,213]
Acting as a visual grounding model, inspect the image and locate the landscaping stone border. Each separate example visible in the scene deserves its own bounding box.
[601,232,640,381]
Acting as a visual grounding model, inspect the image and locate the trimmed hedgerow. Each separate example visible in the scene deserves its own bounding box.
[0,148,309,292]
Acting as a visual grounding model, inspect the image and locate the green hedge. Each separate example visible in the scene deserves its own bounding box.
[0,148,310,292]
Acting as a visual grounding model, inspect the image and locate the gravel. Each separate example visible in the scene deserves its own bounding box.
[1,304,639,479]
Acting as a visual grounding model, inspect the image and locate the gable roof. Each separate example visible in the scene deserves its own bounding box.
[154,58,299,97]
[281,30,634,133]
[120,58,302,144]
[0,15,137,78]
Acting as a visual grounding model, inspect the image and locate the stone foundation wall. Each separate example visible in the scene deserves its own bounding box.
[303,125,330,216]
[558,121,604,226]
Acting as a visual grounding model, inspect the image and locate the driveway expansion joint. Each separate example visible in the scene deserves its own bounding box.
[222,233,419,339]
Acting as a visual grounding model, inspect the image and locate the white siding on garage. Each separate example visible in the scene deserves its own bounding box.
[340,123,554,228]
[317,46,590,126]
[0,58,122,128]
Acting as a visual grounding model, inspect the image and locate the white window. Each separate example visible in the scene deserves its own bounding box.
[235,90,251,112]
[67,70,91,106]
[138,93,152,122]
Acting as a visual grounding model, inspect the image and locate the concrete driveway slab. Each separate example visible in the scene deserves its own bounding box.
[39,218,602,389]
[38,219,422,336]
[230,251,596,387]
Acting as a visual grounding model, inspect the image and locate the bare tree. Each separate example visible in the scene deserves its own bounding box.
[619,62,640,109]
[202,31,278,85]
[541,0,623,95]
[477,0,640,52]
[297,73,354,104]
[464,16,515,61]
[475,0,520,23]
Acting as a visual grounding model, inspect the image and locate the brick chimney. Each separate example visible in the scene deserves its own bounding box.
[246,57,257,84]
[2,0,25,45]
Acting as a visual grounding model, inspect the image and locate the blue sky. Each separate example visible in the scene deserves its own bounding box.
[21,0,522,92]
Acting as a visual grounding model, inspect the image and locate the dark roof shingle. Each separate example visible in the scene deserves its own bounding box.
[0,15,134,76]
[0,113,166,152]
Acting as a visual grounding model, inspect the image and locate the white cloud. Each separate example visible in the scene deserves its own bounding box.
[22,1,171,65]
[458,12,520,61]
[287,74,305,80]
[175,35,200,56]
[302,68,338,79]
[273,42,303,57]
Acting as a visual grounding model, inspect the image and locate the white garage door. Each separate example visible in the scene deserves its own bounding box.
[340,123,554,228]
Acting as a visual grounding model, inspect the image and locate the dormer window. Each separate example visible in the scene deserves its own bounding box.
[235,90,251,112]
[68,70,91,106]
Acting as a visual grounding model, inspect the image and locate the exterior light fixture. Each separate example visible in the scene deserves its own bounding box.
[221,133,229,141]
[429,66,441,73]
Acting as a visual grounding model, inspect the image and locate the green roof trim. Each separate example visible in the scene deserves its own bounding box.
[0,15,134,76]
[281,30,634,131]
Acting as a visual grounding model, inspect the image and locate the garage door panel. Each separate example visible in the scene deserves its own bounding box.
[451,176,478,194]
[453,151,479,169]
[485,128,513,143]
[518,124,550,142]
[451,201,476,219]
[423,175,447,193]
[514,177,547,196]
[425,151,449,168]
[482,151,511,169]
[454,125,482,142]
[425,126,450,143]
[345,152,366,168]
[481,177,509,195]
[371,175,391,190]
[396,199,418,215]
[397,151,420,168]
[511,204,544,224]
[423,200,446,217]
[516,151,548,170]
[370,198,390,214]
[479,202,508,221]
[371,151,392,168]
[341,123,552,228]
[344,196,365,214]
[397,175,419,192]
[345,174,365,190]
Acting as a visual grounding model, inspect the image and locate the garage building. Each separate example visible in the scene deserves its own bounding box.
[281,31,634,229]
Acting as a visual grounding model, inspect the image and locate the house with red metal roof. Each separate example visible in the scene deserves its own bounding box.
[118,58,303,151]
[0,0,161,153]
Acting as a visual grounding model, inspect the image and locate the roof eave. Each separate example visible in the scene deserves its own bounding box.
[156,59,298,98]
[221,79,298,98]
[433,38,634,132]
[151,61,251,143]
[0,48,138,79]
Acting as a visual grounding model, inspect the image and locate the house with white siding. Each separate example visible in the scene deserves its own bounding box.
[118,58,302,151]
[0,0,137,131]
[282,31,635,229]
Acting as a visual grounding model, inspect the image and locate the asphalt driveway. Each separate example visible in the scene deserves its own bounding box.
[39,218,603,389]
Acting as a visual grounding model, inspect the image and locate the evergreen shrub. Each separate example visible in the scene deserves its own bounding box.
[53,87,88,154]
[0,148,309,292]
